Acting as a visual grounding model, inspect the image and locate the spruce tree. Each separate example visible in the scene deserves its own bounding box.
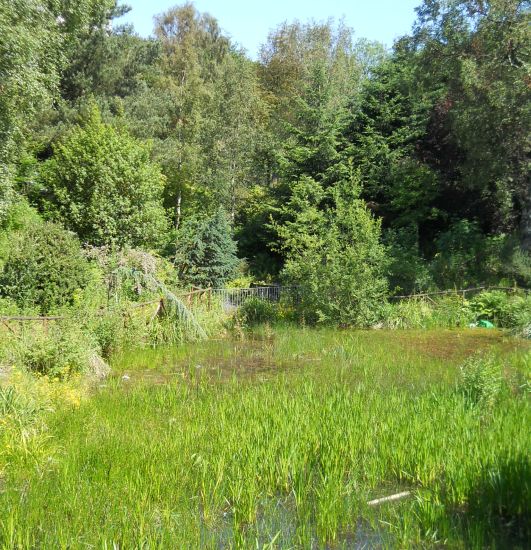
[174,208,239,288]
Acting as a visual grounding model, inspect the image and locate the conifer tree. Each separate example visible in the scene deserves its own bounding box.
[174,208,239,288]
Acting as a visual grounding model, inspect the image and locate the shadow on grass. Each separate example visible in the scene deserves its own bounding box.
[463,454,530,548]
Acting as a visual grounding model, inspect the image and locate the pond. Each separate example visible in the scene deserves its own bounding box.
[1,328,529,548]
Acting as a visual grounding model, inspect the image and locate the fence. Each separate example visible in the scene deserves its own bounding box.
[389,286,529,302]
[1,285,527,324]
[211,286,297,310]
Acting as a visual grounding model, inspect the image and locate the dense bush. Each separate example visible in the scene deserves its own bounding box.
[382,291,530,332]
[10,324,99,379]
[0,221,92,314]
[469,291,531,329]
[235,297,280,326]
[280,178,388,326]
[39,105,168,249]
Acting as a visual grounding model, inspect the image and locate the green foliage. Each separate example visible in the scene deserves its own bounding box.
[1,0,530,341]
[174,208,239,288]
[383,295,473,329]
[469,291,531,329]
[0,385,41,428]
[0,0,64,228]
[0,330,529,547]
[0,221,91,314]
[430,221,509,288]
[385,226,433,294]
[10,324,98,378]
[279,177,388,326]
[459,353,504,409]
[39,105,168,249]
[235,298,280,326]
[413,0,531,250]
[383,290,531,331]
[0,0,63,167]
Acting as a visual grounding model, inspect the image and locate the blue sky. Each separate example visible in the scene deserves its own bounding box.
[116,0,421,58]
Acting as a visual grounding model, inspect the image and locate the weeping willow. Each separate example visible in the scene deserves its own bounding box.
[111,267,208,340]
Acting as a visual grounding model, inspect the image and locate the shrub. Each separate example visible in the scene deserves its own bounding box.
[430,221,506,288]
[174,208,239,288]
[469,291,531,329]
[88,311,129,358]
[279,177,388,326]
[236,297,280,326]
[459,353,503,408]
[0,221,91,314]
[10,324,98,379]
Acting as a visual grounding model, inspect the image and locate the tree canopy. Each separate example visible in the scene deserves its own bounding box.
[39,105,168,249]
[1,0,530,321]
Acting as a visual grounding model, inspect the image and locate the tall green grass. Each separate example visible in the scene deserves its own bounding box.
[0,329,529,548]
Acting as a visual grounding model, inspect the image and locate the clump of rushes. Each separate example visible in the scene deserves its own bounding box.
[0,329,529,548]
[459,352,504,409]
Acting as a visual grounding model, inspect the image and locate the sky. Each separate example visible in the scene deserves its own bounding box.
[116,0,422,58]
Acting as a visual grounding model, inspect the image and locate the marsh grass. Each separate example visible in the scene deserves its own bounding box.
[0,328,529,548]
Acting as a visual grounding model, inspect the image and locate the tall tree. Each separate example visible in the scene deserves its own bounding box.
[39,104,168,249]
[150,2,230,225]
[200,52,267,222]
[0,0,63,222]
[411,0,531,249]
[238,20,369,277]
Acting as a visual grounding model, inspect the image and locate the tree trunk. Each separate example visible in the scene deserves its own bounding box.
[521,184,531,252]
[175,190,182,229]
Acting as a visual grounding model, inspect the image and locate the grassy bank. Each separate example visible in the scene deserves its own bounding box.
[0,328,529,548]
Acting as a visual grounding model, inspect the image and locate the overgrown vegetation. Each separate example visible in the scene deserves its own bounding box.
[1,330,529,547]
[0,1,530,547]
[0,219,91,314]
[39,104,169,249]
[1,0,529,328]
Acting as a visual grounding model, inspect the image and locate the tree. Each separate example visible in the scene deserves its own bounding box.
[411,0,531,250]
[39,104,168,249]
[241,24,363,278]
[199,51,267,220]
[0,0,124,225]
[149,2,230,225]
[0,220,91,314]
[0,0,63,223]
[346,51,442,232]
[174,208,239,288]
[278,176,388,326]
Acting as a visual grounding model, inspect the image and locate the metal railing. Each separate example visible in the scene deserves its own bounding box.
[211,286,296,309]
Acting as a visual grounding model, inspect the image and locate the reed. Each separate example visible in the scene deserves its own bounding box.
[0,328,529,548]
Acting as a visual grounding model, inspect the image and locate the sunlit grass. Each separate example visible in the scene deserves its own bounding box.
[0,328,529,548]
